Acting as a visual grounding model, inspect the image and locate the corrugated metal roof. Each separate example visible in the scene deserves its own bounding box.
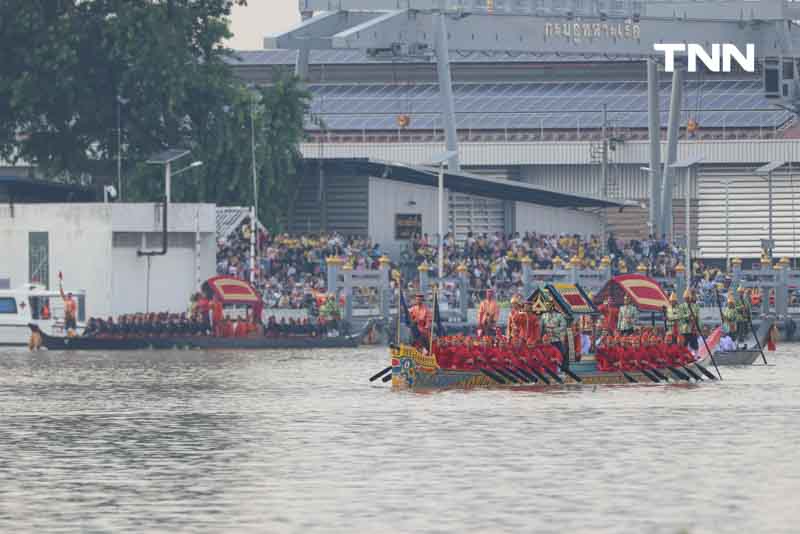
[227,49,635,66]
[307,157,634,209]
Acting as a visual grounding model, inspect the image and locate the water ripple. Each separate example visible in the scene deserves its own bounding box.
[1,346,799,532]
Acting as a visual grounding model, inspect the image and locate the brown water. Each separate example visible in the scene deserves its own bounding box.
[1,345,799,533]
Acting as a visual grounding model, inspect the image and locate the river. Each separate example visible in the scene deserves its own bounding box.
[1,345,799,533]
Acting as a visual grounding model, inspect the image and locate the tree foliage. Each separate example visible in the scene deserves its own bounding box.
[0,0,310,228]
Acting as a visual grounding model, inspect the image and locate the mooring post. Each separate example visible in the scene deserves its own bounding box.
[731,257,742,294]
[341,262,353,326]
[326,255,343,296]
[675,263,687,303]
[457,263,469,322]
[521,256,534,297]
[775,260,789,317]
[379,255,392,323]
[599,256,612,286]
[418,261,430,297]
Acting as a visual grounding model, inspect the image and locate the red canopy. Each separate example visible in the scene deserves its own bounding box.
[593,274,670,312]
[204,276,261,305]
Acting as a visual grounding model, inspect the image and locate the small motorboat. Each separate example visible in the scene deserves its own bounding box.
[0,284,85,346]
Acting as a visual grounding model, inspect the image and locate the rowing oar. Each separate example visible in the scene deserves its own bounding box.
[381,373,393,383]
[648,367,670,382]
[476,357,522,384]
[622,371,638,384]
[745,302,769,365]
[693,361,718,381]
[688,302,722,380]
[639,368,660,383]
[563,368,583,383]
[521,362,550,385]
[494,367,521,384]
[504,366,532,384]
[369,366,392,382]
[681,365,703,381]
[542,365,565,385]
[480,368,507,384]
[666,366,691,381]
[510,365,539,383]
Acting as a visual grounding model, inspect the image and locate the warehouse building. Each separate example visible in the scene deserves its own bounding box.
[0,178,216,317]
[229,50,800,259]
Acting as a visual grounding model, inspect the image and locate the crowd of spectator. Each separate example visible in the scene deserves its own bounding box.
[401,231,688,307]
[218,220,752,309]
[216,219,386,309]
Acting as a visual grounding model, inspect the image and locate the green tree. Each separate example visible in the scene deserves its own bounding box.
[171,75,310,229]
[0,0,310,228]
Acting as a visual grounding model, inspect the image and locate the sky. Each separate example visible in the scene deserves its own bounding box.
[228,1,300,50]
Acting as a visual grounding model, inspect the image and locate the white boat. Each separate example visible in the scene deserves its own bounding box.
[0,284,85,346]
[696,316,774,368]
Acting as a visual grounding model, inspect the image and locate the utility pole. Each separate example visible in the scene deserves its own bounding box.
[601,104,609,199]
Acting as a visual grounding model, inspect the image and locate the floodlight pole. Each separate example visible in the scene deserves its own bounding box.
[724,179,730,271]
[117,98,122,200]
[647,58,662,237]
[662,67,684,240]
[768,170,774,260]
[434,12,460,173]
[250,90,259,286]
[686,166,691,288]
[438,161,445,280]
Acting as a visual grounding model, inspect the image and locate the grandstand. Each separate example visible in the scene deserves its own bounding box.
[229,49,800,259]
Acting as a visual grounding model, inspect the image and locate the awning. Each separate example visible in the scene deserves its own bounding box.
[204,276,261,306]
[594,274,670,312]
[306,158,633,209]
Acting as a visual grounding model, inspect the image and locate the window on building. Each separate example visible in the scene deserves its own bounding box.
[29,232,49,288]
[0,298,17,314]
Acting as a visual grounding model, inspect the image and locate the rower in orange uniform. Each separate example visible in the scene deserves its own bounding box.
[409,292,432,339]
[507,295,528,339]
[524,301,541,344]
[478,288,500,336]
[597,296,619,335]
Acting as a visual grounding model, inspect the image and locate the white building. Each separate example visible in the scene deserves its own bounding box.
[0,202,216,318]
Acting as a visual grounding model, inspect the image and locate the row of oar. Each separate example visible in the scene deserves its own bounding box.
[369,356,718,385]
[619,359,718,384]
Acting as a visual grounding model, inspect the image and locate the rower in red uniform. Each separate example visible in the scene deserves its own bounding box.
[597,296,619,335]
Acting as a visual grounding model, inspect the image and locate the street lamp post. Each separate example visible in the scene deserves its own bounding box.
[169,160,204,200]
[438,161,445,279]
[422,150,459,283]
[249,88,261,286]
[756,161,787,261]
[669,156,704,290]
[116,95,129,200]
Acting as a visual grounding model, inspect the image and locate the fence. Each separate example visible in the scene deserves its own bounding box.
[402,256,800,323]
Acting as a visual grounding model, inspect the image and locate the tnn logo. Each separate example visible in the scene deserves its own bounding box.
[654,44,756,73]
